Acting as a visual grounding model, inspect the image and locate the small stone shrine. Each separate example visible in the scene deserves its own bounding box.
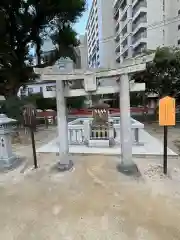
[88,101,115,147]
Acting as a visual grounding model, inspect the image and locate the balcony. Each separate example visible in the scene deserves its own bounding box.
[120,18,129,32]
[133,1,147,15]
[121,48,129,60]
[120,32,129,44]
[121,25,128,36]
[115,31,120,42]
[132,15,147,32]
[115,43,120,53]
[114,6,119,19]
[116,55,121,63]
[132,0,140,7]
[115,21,120,32]
[120,4,129,21]
[132,30,147,44]
[133,42,147,57]
[132,2,147,21]
[132,22,147,35]
[120,43,129,56]
[132,35,147,49]
[113,0,120,8]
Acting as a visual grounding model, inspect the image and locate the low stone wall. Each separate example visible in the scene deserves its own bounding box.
[68,117,144,146]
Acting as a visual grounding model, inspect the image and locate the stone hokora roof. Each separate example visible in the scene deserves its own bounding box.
[91,101,109,126]
[91,101,110,110]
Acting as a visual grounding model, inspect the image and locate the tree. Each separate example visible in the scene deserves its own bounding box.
[0,0,86,99]
[67,96,85,109]
[133,47,180,100]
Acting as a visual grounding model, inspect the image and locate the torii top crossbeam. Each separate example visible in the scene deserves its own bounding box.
[34,54,154,81]
[34,54,154,97]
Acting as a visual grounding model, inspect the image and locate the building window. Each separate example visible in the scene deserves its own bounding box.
[20,88,26,96]
[178,25,180,30]
[178,10,180,15]
[40,87,43,93]
[28,88,33,94]
[46,86,56,91]
[178,39,180,45]
[163,0,165,11]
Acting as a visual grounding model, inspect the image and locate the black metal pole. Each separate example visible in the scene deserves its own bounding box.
[163,126,168,174]
[30,127,38,169]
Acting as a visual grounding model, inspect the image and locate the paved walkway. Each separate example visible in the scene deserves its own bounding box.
[0,154,180,239]
[0,124,179,239]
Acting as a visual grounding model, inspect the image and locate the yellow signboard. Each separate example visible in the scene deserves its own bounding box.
[159,96,176,126]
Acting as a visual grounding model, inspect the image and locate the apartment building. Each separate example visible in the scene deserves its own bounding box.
[86,0,180,66]
[114,0,180,63]
[86,0,116,68]
[78,34,89,69]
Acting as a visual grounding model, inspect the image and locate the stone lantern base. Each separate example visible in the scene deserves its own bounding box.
[0,155,22,171]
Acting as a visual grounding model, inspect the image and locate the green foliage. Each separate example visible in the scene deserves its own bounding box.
[66,96,85,109]
[130,92,144,107]
[133,47,180,100]
[36,98,57,110]
[21,93,57,110]
[0,0,86,97]
[0,96,25,121]
[0,93,86,121]
[21,93,43,106]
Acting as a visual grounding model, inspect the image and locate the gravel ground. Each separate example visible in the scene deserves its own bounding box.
[0,125,180,239]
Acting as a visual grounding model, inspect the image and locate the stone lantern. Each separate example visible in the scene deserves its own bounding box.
[0,114,17,169]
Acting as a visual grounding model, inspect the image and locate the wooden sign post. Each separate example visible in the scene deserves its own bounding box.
[159,96,176,174]
[23,104,38,169]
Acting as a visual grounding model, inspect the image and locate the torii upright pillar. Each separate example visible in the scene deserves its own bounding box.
[118,74,137,174]
[56,80,73,171]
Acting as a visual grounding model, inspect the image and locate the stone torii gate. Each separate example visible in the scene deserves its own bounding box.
[35,54,154,173]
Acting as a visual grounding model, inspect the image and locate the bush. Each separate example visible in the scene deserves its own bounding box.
[21,93,57,110]
[0,96,26,122]
[36,97,57,111]
[0,93,86,122]
[66,96,85,109]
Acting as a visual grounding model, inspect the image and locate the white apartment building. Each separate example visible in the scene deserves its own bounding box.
[86,0,116,68]
[86,0,180,66]
[113,0,180,62]
[18,81,56,99]
[78,34,89,69]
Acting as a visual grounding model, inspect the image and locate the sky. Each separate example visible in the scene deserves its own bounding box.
[74,0,92,35]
